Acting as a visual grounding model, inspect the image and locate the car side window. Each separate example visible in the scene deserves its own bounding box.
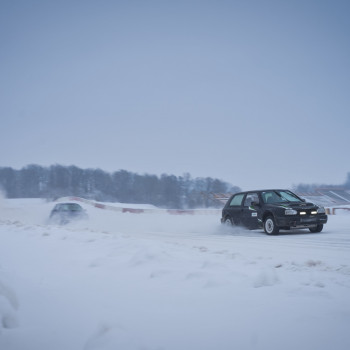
[243,193,259,207]
[229,193,245,206]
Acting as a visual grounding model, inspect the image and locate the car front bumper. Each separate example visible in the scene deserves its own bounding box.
[276,214,328,228]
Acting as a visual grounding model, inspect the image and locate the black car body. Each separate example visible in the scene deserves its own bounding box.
[49,202,88,224]
[221,189,328,235]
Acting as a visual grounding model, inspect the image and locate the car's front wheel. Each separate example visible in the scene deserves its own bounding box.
[264,216,279,235]
[309,224,323,233]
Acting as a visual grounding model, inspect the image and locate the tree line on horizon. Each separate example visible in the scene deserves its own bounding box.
[0,164,240,209]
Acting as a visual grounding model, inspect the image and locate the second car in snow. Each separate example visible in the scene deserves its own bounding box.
[49,202,88,225]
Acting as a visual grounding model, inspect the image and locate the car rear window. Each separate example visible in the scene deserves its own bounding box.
[229,193,245,206]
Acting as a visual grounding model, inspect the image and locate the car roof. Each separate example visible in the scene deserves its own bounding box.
[56,202,82,206]
[57,202,75,204]
[232,189,290,195]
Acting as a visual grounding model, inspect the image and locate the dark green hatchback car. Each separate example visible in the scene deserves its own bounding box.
[221,189,328,235]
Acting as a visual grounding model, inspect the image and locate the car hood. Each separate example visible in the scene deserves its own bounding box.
[270,202,318,209]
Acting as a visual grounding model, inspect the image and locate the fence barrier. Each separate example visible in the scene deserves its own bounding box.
[56,197,221,215]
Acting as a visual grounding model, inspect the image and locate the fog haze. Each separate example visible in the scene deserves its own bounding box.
[1,0,349,190]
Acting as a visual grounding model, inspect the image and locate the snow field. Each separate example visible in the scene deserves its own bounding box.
[0,199,349,350]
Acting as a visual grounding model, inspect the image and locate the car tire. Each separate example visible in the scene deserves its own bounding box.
[264,216,279,235]
[224,217,233,226]
[309,224,323,233]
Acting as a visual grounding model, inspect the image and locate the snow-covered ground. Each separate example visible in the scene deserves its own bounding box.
[0,198,349,350]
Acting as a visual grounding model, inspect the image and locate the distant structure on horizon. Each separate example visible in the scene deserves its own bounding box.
[206,188,350,208]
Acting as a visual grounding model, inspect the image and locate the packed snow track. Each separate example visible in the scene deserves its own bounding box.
[0,199,349,350]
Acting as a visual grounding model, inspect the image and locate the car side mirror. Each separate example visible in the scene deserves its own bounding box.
[251,201,260,207]
[301,198,306,202]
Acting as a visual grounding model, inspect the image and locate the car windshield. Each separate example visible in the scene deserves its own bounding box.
[262,190,302,204]
[60,203,83,211]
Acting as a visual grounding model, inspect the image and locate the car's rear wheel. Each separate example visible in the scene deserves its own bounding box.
[264,216,279,235]
[224,217,233,226]
[309,224,323,233]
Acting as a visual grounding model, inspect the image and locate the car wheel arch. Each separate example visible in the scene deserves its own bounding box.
[262,211,275,222]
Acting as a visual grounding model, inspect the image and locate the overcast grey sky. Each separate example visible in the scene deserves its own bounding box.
[1,0,349,190]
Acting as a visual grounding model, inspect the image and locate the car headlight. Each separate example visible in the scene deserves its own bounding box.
[317,207,326,214]
[285,209,297,215]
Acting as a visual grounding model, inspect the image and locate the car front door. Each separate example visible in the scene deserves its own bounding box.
[241,192,260,229]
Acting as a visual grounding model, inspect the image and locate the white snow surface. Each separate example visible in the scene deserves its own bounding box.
[0,198,349,350]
